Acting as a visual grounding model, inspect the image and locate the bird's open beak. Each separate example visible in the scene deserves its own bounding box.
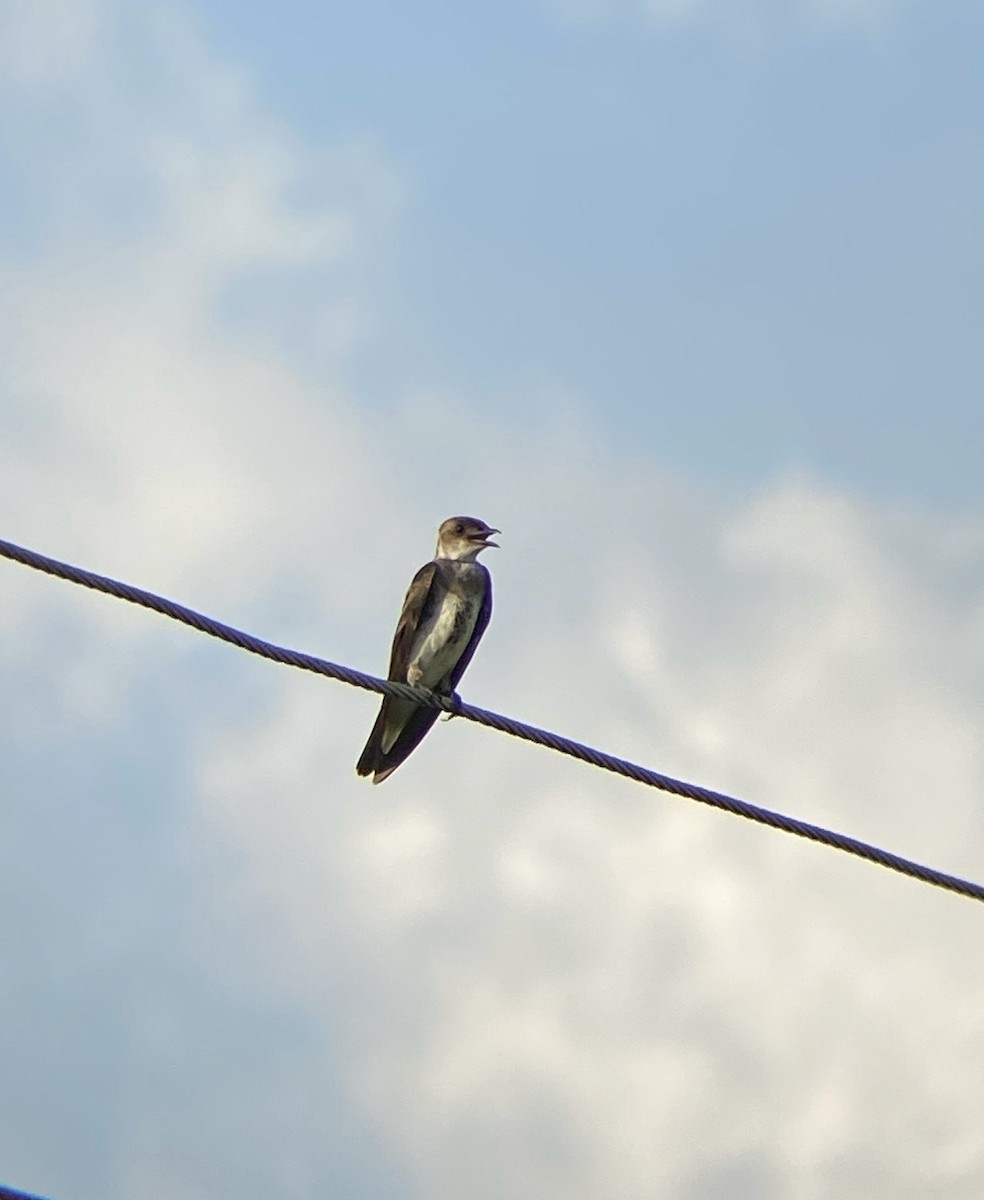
[470,527,500,548]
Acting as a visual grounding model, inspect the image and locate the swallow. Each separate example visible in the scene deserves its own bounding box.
[356,516,499,784]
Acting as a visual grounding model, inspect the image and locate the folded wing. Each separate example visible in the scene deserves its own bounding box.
[356,563,441,783]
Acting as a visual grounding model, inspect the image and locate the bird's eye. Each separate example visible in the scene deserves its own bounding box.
[454,522,464,535]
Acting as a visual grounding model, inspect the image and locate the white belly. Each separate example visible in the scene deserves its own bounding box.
[407,591,479,688]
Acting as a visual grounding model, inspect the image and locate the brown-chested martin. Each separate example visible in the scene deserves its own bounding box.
[356,516,499,784]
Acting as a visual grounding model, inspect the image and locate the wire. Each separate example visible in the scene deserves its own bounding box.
[0,1184,51,1200]
[2,534,982,904]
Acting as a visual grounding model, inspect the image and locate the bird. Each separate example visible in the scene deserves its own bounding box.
[356,516,499,784]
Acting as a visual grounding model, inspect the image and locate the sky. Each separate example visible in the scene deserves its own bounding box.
[0,1,983,1198]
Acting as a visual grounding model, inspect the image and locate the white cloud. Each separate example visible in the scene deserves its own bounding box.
[195,449,984,1200]
[1,4,982,1200]
[0,0,401,729]
[0,0,102,86]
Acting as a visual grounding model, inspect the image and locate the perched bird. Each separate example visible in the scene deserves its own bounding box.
[356,516,499,784]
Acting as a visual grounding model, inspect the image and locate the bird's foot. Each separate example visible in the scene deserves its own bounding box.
[440,690,463,721]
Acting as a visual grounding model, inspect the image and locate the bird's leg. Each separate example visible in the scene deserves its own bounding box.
[440,688,463,721]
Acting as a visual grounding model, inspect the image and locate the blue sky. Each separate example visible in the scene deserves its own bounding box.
[2,2,984,1199]
[191,0,984,501]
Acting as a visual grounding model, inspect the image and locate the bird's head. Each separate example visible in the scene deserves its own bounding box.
[436,516,500,561]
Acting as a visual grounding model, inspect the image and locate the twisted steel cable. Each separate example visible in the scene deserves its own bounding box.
[0,1185,50,1200]
[2,535,982,904]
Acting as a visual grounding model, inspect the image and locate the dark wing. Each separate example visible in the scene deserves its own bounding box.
[386,562,440,682]
[356,563,441,781]
[445,563,492,692]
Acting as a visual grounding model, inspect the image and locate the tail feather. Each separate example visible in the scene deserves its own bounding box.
[355,696,440,783]
[356,704,389,777]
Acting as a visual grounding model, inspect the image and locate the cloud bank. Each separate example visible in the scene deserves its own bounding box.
[0,4,982,1200]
